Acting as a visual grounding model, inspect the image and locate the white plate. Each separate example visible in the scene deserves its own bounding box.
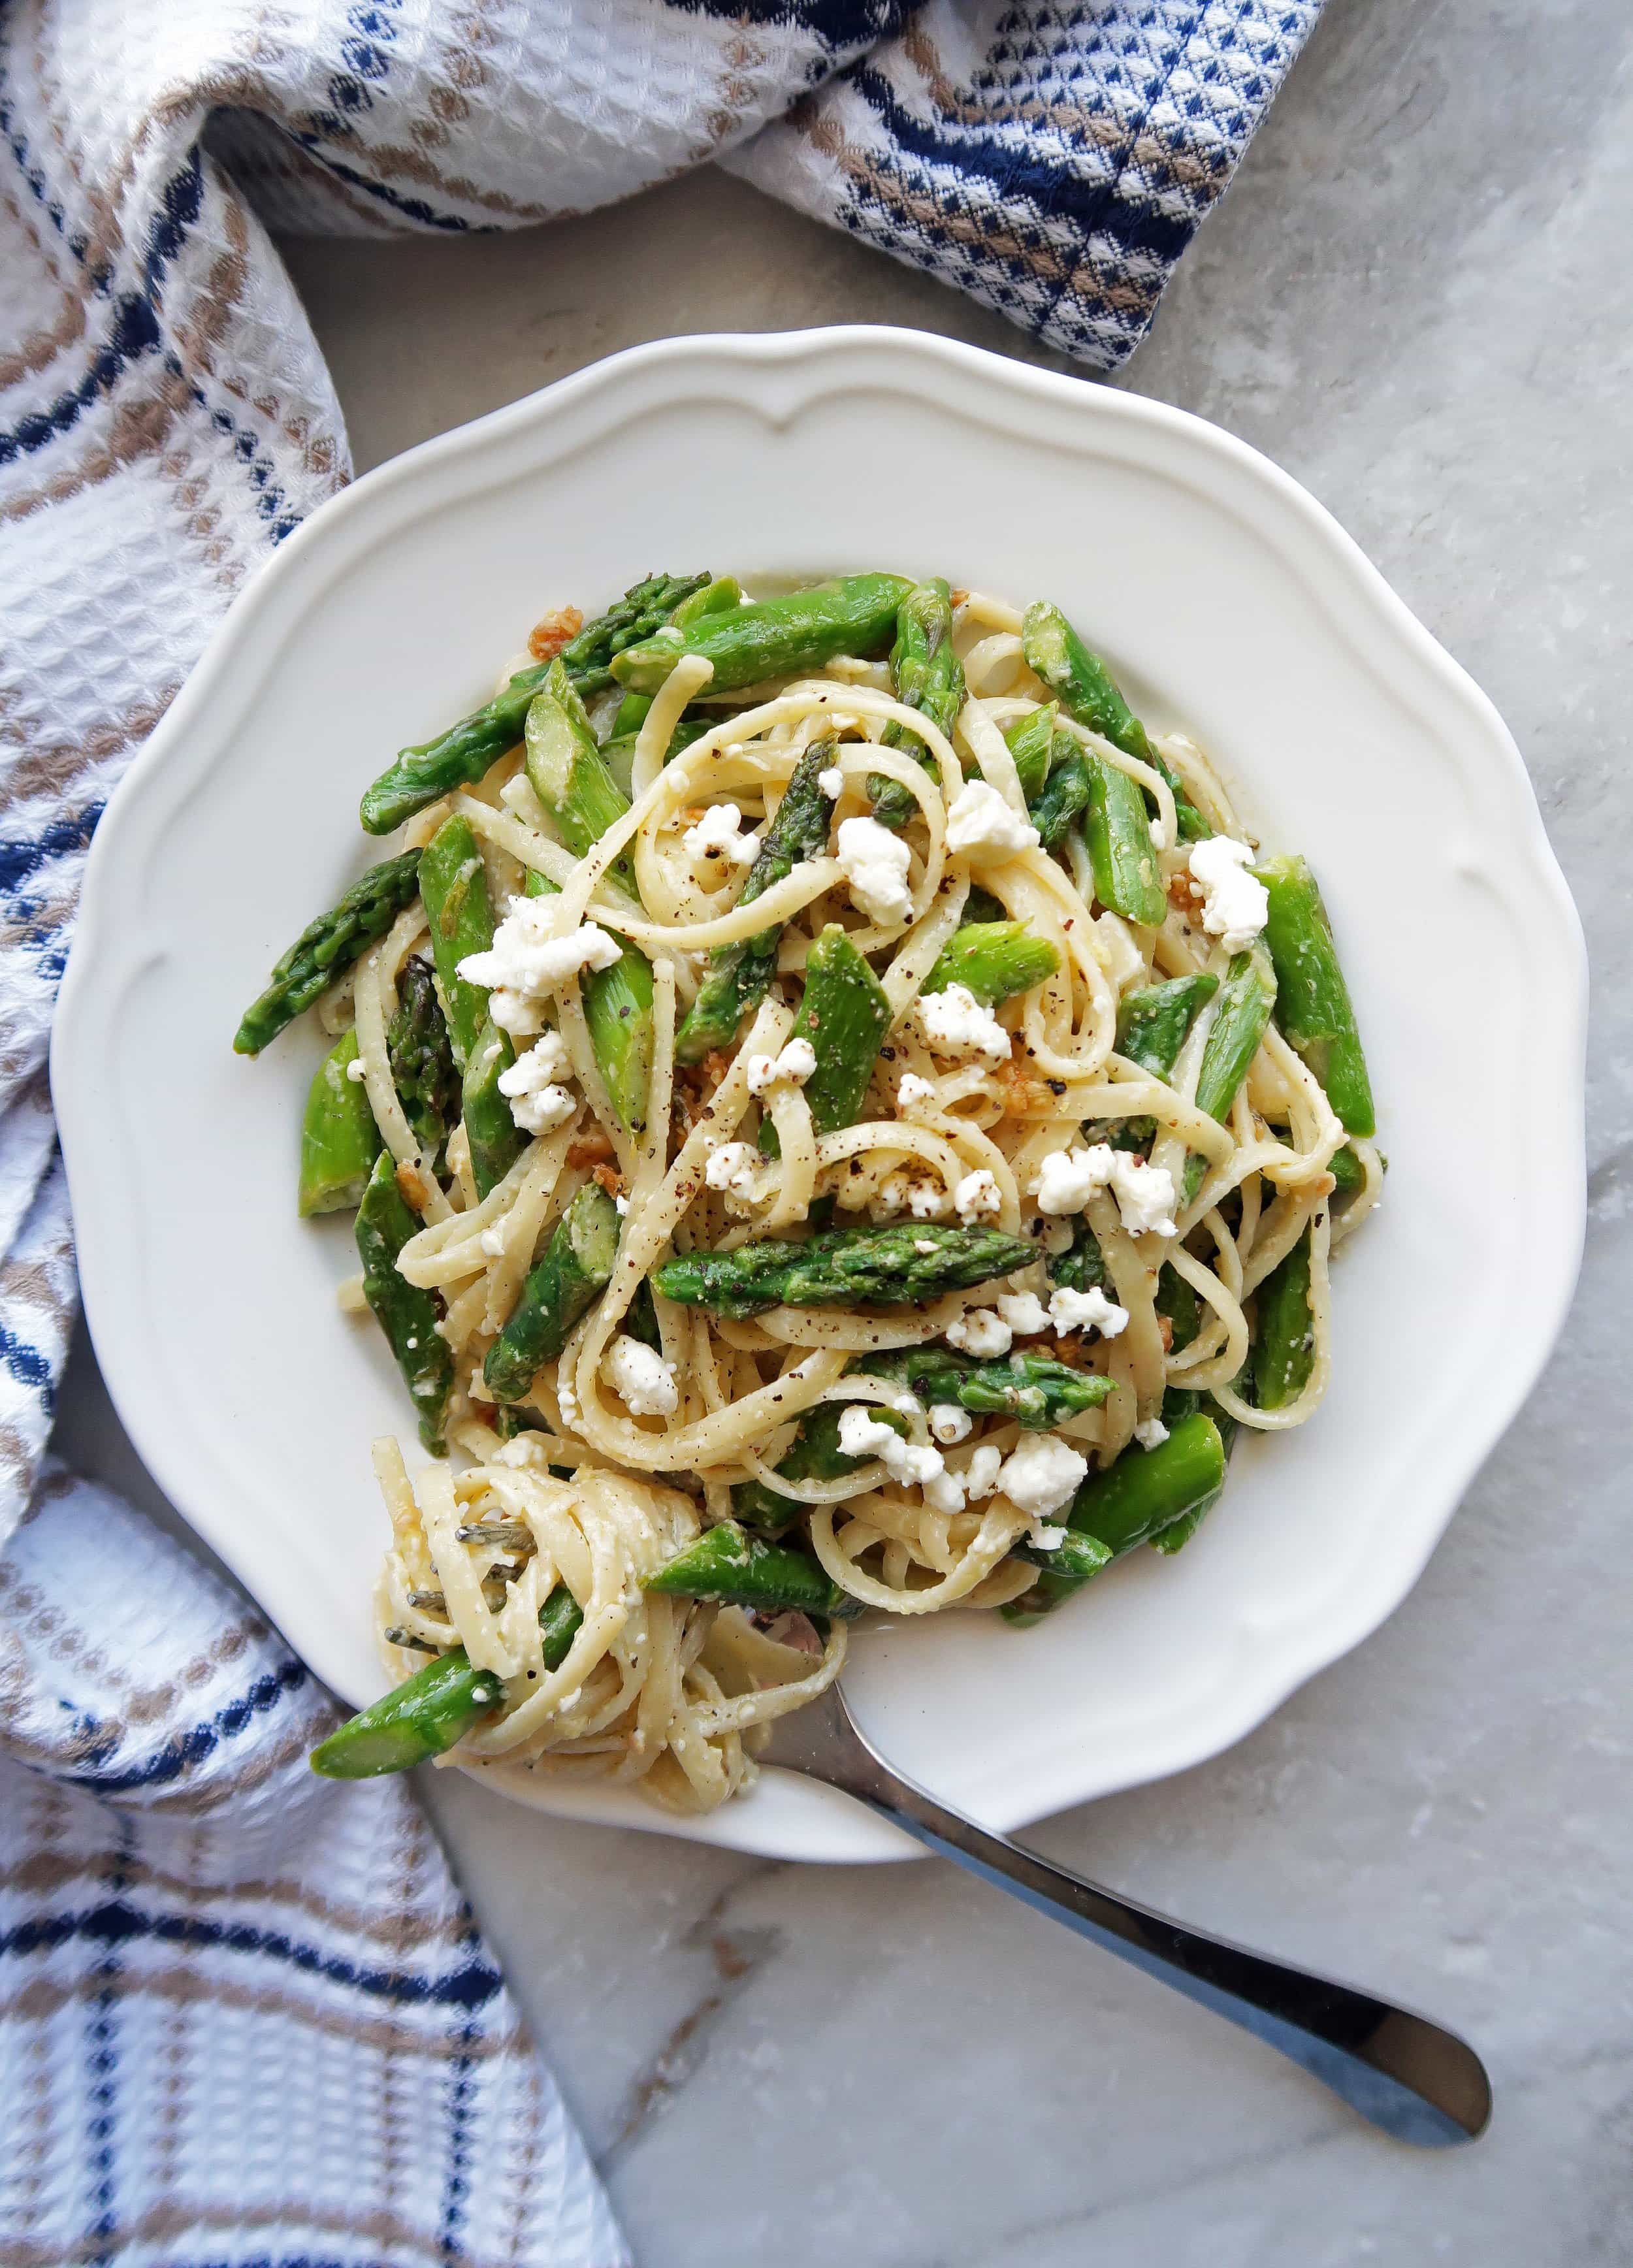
[52,329,1586,1862]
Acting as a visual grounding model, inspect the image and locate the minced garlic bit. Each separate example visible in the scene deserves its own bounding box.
[945,779,1039,858]
[1186,836,1269,954]
[915,981,1012,1066]
[835,815,913,926]
[604,1333,679,1418]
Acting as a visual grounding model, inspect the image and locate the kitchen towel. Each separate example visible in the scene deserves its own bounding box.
[0,2,1321,2260]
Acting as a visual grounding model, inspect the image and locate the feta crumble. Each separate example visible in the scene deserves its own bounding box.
[1134,1417,1171,1451]
[703,1141,771,1213]
[945,779,1040,858]
[945,1306,1012,1358]
[745,1037,817,1096]
[836,815,914,926]
[963,1444,1003,1502]
[1048,1283,1129,1338]
[896,1071,939,1116]
[1186,836,1269,953]
[953,1167,1001,1223]
[929,1403,973,1445]
[818,766,845,800]
[997,1434,1089,1523]
[995,1290,1050,1338]
[878,1170,950,1221]
[557,1372,582,1431]
[458,901,622,997]
[1032,1142,1177,1238]
[496,1029,577,1135]
[836,1406,946,1491]
[683,803,759,868]
[604,1334,679,1418]
[915,982,1012,1065]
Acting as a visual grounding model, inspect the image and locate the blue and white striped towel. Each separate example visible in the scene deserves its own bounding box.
[0,3,1321,2258]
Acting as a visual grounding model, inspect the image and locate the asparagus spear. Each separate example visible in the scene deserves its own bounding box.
[483,1183,621,1402]
[1029,748,1091,850]
[1255,856,1375,1137]
[358,572,709,834]
[669,574,743,628]
[462,1017,526,1200]
[309,1585,584,1777]
[1021,600,1209,841]
[355,1151,455,1452]
[923,920,1060,1006]
[417,815,497,1069]
[600,713,710,801]
[298,1029,382,1217]
[651,1222,1035,1320]
[1328,1144,1366,1200]
[732,1402,909,1536]
[387,956,458,1163]
[521,869,654,1133]
[1084,750,1167,928]
[524,660,638,896]
[870,578,965,826]
[610,572,914,695]
[1107,972,1220,1146]
[1252,1225,1316,1410]
[673,743,839,1063]
[234,851,423,1055]
[1005,705,1059,806]
[1048,1218,1110,1295]
[1182,943,1277,1201]
[1006,1412,1227,1620]
[645,1521,862,1619]
[862,1348,1112,1429]
[785,923,892,1135]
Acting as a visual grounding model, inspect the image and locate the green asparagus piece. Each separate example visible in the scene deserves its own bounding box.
[355,1151,454,1452]
[234,851,422,1055]
[387,956,459,1163]
[308,1585,584,1777]
[1020,600,1208,841]
[1047,1218,1109,1295]
[673,743,839,1063]
[1029,749,1091,849]
[961,886,1008,926]
[1183,944,1277,1201]
[416,816,496,1069]
[786,924,892,1136]
[732,1402,909,1536]
[870,578,965,825]
[1150,1391,1238,1553]
[483,1184,622,1402]
[1008,1412,1227,1617]
[861,1346,1112,1430]
[1005,705,1059,805]
[923,920,1060,1006]
[645,1521,861,1619]
[1255,856,1376,1137]
[358,573,709,834]
[524,660,638,896]
[1328,1144,1366,1200]
[1084,751,1167,928]
[462,1017,526,1201]
[610,572,914,696]
[1253,1226,1316,1411]
[1116,974,1220,1080]
[600,713,711,802]
[298,1029,382,1217]
[669,574,743,628]
[519,869,654,1135]
[652,1222,1035,1321]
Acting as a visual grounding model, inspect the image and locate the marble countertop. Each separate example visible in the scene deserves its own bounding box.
[52,0,1632,2260]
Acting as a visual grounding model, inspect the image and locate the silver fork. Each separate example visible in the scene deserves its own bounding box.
[768,1685,1491,2146]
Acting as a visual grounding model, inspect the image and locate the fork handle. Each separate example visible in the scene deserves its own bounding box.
[806,1708,1491,2146]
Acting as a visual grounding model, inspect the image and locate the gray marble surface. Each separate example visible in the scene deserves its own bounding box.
[54,0,1632,2259]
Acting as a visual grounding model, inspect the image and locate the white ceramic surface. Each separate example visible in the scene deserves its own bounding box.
[51,327,1586,1863]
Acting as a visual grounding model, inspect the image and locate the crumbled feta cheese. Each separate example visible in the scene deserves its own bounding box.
[683,803,759,868]
[836,1406,946,1491]
[836,815,914,926]
[1135,1417,1171,1450]
[997,1435,1089,1522]
[963,1444,1003,1501]
[1094,911,1147,992]
[1032,1143,1176,1238]
[915,982,1012,1065]
[892,1391,924,1418]
[896,1073,939,1119]
[614,1193,630,1216]
[945,779,1040,858]
[924,1467,967,1515]
[604,1334,679,1418]
[459,900,622,997]
[953,1168,1001,1223]
[489,986,546,1039]
[704,1141,771,1213]
[346,1054,367,1082]
[745,1037,817,1095]
[878,1170,950,1221]
[556,1372,581,1431]
[479,1224,508,1259]
[1031,1523,1067,1552]
[1187,836,1269,952]
[913,1238,940,1256]
[496,1029,577,1135]
[929,1403,973,1446]
[945,1306,1012,1357]
[818,766,845,800]
[996,1290,1050,1337]
[1048,1283,1129,1338]
[1150,818,1165,847]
